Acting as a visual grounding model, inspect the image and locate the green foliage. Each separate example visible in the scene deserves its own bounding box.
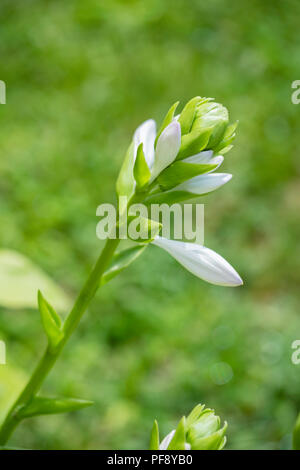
[149,419,159,450]
[101,245,147,285]
[176,128,212,161]
[178,97,201,135]
[167,417,186,450]
[18,397,93,419]
[155,101,179,145]
[133,144,151,189]
[116,143,135,200]
[0,250,71,311]
[157,160,217,190]
[38,291,64,352]
[0,0,299,450]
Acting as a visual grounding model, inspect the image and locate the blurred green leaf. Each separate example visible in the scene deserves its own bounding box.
[0,366,28,426]
[0,250,71,311]
[0,446,29,450]
[18,396,93,419]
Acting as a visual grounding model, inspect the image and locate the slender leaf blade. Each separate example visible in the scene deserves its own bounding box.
[178,97,200,135]
[168,417,186,450]
[155,101,179,145]
[158,161,217,190]
[176,128,212,160]
[149,419,160,450]
[101,245,147,285]
[116,142,135,199]
[133,143,151,189]
[38,291,64,350]
[19,396,93,419]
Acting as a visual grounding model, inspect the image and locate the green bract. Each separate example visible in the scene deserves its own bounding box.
[38,291,64,352]
[150,404,227,450]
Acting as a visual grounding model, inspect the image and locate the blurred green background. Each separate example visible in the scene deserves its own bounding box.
[0,0,300,450]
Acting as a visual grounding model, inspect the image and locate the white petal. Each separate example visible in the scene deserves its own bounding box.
[152,237,243,286]
[159,430,176,450]
[151,121,181,180]
[173,173,232,195]
[133,119,156,168]
[184,150,213,164]
[184,154,224,172]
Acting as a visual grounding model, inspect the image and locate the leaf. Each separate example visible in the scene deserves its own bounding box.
[145,190,199,206]
[101,245,147,285]
[168,417,186,450]
[133,143,151,189]
[0,364,28,426]
[18,396,93,419]
[223,120,238,140]
[149,419,160,450]
[176,128,212,160]
[38,291,64,351]
[127,216,162,242]
[0,249,71,311]
[215,121,238,153]
[293,413,300,450]
[178,97,200,135]
[157,161,217,190]
[155,101,179,146]
[116,142,135,199]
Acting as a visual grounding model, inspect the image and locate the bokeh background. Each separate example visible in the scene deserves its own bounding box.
[0,0,300,450]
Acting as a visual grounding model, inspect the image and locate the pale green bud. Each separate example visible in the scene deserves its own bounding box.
[149,403,227,450]
[191,100,229,150]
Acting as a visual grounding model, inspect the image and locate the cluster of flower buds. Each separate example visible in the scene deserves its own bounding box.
[117,96,237,203]
[150,404,227,450]
[115,97,242,287]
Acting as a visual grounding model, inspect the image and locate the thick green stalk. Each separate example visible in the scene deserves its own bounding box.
[0,237,120,445]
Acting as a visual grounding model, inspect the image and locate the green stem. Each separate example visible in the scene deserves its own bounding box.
[0,237,120,445]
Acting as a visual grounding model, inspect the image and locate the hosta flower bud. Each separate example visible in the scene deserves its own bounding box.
[191,100,229,150]
[116,96,237,204]
[176,97,237,159]
[150,404,227,450]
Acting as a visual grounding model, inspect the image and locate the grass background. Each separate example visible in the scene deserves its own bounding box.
[0,0,300,449]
